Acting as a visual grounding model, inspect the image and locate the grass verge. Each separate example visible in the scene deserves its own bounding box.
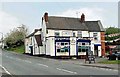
[6,45,25,54]
[98,60,120,64]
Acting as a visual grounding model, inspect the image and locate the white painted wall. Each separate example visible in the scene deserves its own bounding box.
[25,38,30,53]
[41,21,103,57]
[50,37,55,56]
[70,37,76,56]
[78,52,86,55]
[82,31,89,37]
[46,37,55,56]
[98,46,101,56]
[47,29,89,38]
[25,30,44,55]
[91,41,95,55]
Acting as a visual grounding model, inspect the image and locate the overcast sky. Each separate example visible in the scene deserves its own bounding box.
[0,0,119,38]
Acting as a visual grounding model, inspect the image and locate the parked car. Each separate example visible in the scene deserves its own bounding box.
[107,51,120,60]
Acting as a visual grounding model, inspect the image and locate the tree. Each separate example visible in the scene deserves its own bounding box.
[105,27,120,35]
[4,24,28,48]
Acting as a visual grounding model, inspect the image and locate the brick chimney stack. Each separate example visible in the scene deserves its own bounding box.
[44,12,48,22]
[80,13,85,23]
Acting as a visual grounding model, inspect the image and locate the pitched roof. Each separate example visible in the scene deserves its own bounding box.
[26,28,42,38]
[35,35,43,46]
[46,16,105,32]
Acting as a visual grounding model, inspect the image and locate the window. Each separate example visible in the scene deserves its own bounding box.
[65,49,68,52]
[61,49,64,52]
[82,43,85,45]
[93,32,98,37]
[82,49,86,52]
[73,32,75,37]
[55,32,60,36]
[65,43,68,45]
[57,42,60,45]
[57,49,60,52]
[61,43,64,45]
[78,42,82,46]
[77,31,82,37]
[78,46,82,52]
[78,46,90,52]
[56,42,69,52]
[93,32,98,40]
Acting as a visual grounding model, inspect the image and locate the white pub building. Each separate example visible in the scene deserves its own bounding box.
[40,12,105,58]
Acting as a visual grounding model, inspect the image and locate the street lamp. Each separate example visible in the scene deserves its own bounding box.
[0,32,3,49]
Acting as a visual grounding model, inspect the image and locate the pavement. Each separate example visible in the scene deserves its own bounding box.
[61,58,119,70]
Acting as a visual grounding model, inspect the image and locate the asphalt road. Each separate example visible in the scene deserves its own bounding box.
[0,49,118,76]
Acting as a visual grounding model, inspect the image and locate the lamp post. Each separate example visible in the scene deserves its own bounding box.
[0,32,3,49]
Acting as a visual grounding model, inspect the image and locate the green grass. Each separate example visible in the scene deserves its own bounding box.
[98,60,120,64]
[6,45,25,54]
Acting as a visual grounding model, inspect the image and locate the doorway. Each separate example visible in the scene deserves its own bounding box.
[29,46,33,55]
[94,45,98,56]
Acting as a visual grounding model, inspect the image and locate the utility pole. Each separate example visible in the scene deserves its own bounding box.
[0,32,3,49]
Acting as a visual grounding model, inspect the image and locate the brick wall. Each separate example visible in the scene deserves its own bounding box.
[101,32,105,56]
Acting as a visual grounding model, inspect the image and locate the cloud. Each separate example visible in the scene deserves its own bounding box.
[52,7,104,21]
[0,11,21,36]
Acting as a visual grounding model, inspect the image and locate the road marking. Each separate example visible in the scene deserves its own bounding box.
[17,58,22,61]
[5,55,7,57]
[81,65,118,71]
[24,60,32,63]
[42,58,47,60]
[8,57,13,59]
[56,68,77,74]
[0,65,11,75]
[37,63,49,67]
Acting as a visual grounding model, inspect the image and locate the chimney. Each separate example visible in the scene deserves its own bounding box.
[44,12,48,22]
[80,13,85,23]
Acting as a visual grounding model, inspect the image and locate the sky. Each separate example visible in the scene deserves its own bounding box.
[0,0,119,39]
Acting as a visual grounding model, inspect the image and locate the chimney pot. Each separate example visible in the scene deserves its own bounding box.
[80,13,85,23]
[44,12,48,22]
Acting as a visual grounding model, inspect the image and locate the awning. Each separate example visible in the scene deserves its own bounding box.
[94,44,101,46]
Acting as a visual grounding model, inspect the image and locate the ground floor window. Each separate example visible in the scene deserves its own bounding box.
[56,42,69,52]
[77,42,90,52]
[78,46,89,52]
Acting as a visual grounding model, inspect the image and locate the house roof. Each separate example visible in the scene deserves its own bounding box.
[46,16,105,32]
[26,28,42,38]
[35,35,43,46]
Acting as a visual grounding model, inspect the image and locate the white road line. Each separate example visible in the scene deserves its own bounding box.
[8,57,12,59]
[56,68,77,74]
[6,56,8,57]
[42,58,47,60]
[23,60,32,63]
[17,58,22,61]
[0,65,11,75]
[37,63,49,67]
[81,65,118,71]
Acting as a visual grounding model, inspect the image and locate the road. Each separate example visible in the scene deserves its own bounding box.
[0,49,118,76]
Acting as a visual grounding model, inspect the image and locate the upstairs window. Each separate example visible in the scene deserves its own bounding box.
[55,32,60,36]
[93,32,98,40]
[77,31,82,37]
[93,32,98,37]
[73,32,75,37]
